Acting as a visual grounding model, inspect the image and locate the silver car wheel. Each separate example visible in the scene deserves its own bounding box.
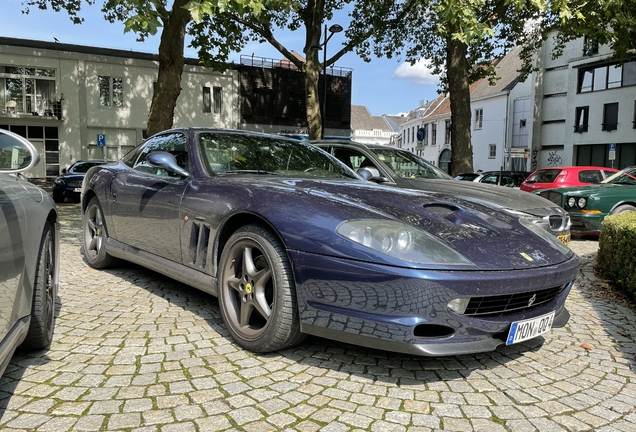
[83,197,116,269]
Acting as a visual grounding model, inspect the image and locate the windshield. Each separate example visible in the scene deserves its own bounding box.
[601,166,636,185]
[371,148,452,179]
[197,132,358,179]
[69,162,104,173]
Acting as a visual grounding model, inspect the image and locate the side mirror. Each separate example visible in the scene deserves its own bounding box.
[62,168,67,174]
[146,151,189,178]
[358,167,390,183]
[0,129,40,173]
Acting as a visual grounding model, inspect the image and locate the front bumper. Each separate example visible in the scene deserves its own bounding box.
[290,251,580,356]
[52,184,82,200]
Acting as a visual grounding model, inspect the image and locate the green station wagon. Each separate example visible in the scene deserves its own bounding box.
[536,166,636,234]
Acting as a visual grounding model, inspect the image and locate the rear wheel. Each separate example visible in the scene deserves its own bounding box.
[83,197,117,269]
[218,224,305,353]
[22,222,56,350]
[611,204,636,215]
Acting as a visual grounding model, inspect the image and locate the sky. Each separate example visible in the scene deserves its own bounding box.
[1,0,441,116]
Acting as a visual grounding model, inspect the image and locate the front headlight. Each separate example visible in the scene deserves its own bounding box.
[54,178,65,185]
[577,197,587,208]
[337,219,473,266]
[518,216,571,254]
[567,197,576,208]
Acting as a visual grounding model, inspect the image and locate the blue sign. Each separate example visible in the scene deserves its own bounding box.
[97,134,106,147]
[417,127,426,141]
[609,143,616,151]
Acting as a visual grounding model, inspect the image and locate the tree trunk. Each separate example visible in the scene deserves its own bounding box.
[303,0,324,140]
[446,35,474,176]
[146,0,191,137]
[305,55,322,140]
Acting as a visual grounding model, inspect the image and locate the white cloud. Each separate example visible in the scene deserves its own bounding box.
[393,59,440,86]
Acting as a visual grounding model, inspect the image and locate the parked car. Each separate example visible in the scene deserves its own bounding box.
[455,170,531,187]
[0,129,59,376]
[536,166,636,234]
[53,160,112,203]
[312,140,571,245]
[520,166,619,193]
[81,128,579,357]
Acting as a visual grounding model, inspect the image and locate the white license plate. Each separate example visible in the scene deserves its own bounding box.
[73,188,82,192]
[506,311,555,345]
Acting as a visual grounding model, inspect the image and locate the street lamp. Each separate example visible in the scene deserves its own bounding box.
[320,23,343,139]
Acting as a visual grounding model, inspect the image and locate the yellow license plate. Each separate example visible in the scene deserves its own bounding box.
[558,234,571,245]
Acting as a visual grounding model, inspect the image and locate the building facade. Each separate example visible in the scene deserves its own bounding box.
[350,105,400,144]
[239,54,352,140]
[470,46,533,173]
[0,37,239,178]
[532,34,636,170]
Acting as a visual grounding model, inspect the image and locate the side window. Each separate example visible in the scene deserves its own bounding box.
[500,175,514,187]
[332,148,374,172]
[481,174,499,184]
[603,170,617,178]
[133,132,189,177]
[121,144,145,168]
[578,170,602,183]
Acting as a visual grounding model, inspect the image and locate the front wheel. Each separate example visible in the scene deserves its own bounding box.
[22,222,57,350]
[218,224,305,353]
[83,197,117,269]
[611,204,636,215]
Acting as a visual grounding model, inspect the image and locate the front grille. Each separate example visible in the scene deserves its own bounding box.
[463,284,568,317]
[67,180,83,188]
[549,215,563,230]
[538,190,563,206]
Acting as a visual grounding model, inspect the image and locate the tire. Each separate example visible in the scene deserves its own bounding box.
[83,197,117,269]
[611,204,636,215]
[22,222,56,350]
[218,224,306,353]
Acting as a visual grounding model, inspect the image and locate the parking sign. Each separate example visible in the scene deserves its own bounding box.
[97,134,106,147]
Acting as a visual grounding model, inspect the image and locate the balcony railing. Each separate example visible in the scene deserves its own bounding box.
[240,54,353,77]
[0,99,63,120]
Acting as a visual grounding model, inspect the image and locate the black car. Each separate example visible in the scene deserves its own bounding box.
[455,170,531,188]
[312,140,570,244]
[0,129,59,376]
[53,160,112,202]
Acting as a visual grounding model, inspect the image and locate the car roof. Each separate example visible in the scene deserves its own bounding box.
[532,166,617,171]
[459,170,529,175]
[311,140,391,150]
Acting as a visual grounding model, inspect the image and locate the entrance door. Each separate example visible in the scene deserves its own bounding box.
[438,149,451,174]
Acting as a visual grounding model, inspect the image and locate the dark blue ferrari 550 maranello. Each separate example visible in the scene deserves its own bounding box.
[81,128,580,356]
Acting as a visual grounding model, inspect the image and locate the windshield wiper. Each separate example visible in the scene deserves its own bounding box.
[217,170,280,175]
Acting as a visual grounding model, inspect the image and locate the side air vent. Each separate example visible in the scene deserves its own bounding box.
[189,222,211,269]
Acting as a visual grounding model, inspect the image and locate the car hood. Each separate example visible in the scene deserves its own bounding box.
[542,184,627,195]
[218,176,575,272]
[402,178,564,218]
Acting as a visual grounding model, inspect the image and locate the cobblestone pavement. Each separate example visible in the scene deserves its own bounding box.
[1,203,635,432]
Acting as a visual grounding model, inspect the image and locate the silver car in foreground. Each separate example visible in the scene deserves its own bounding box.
[0,129,59,376]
